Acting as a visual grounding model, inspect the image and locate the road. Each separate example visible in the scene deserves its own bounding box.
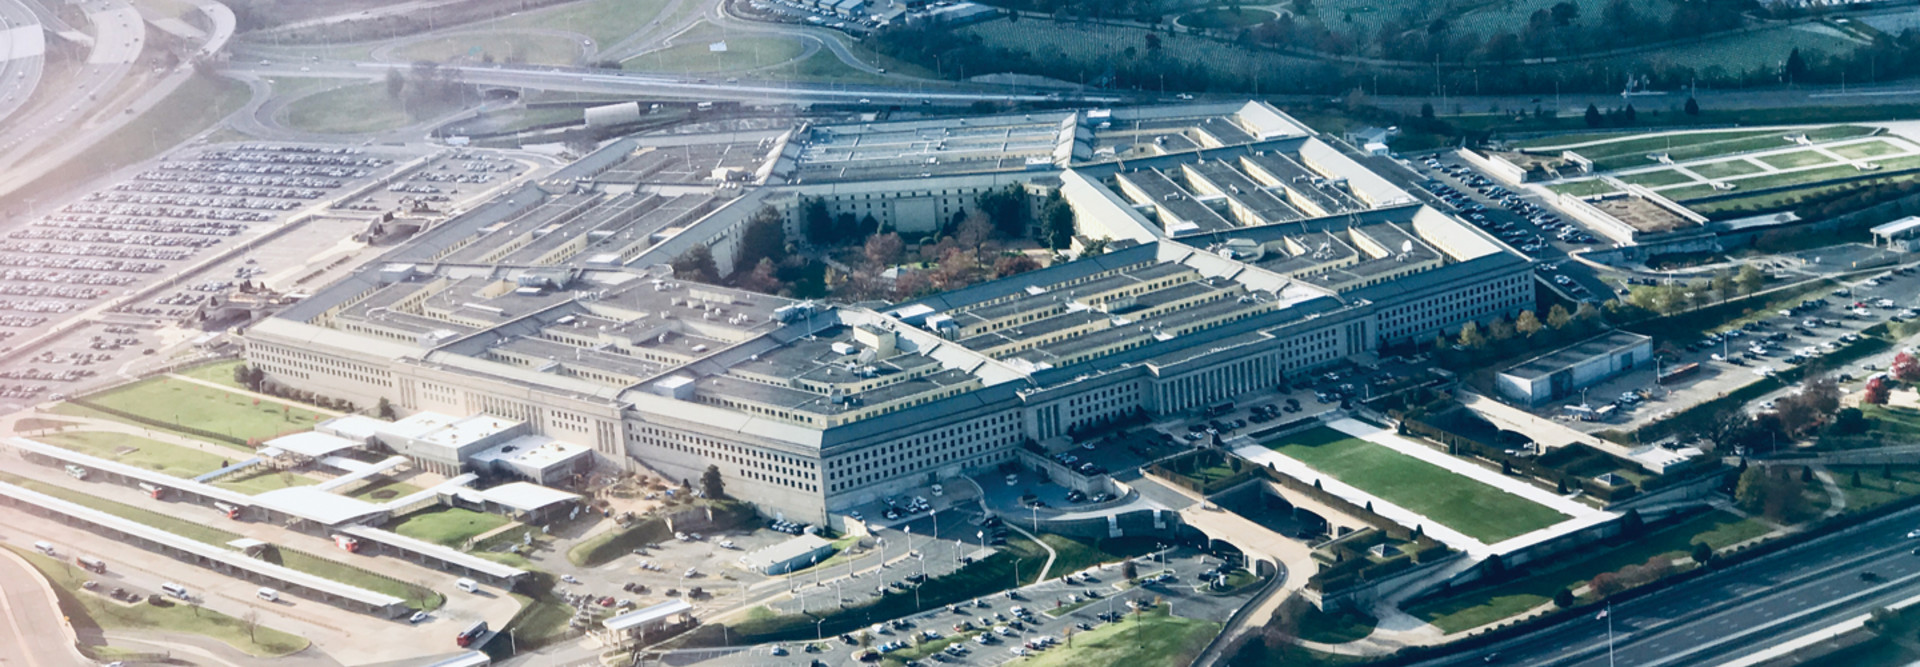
[1411,502,1920,667]
[0,541,87,667]
[0,0,45,124]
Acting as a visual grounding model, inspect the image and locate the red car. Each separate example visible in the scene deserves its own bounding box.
[598,596,616,607]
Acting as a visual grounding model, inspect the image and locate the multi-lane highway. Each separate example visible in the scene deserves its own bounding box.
[0,0,44,124]
[1413,503,1920,667]
[0,0,143,170]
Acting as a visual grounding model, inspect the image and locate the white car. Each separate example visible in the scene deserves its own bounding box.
[1907,528,1920,539]
[561,574,580,584]
[409,611,429,623]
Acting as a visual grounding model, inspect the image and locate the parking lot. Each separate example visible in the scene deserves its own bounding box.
[336,151,526,215]
[1398,152,1616,303]
[1557,266,1920,432]
[663,547,1254,667]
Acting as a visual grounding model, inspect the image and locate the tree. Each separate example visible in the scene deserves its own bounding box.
[1710,271,1734,300]
[1123,560,1138,580]
[1458,321,1487,349]
[701,465,725,499]
[1040,193,1076,250]
[670,244,720,283]
[1573,301,1602,328]
[1735,264,1765,295]
[976,185,1032,238]
[1684,96,1700,116]
[1895,352,1920,383]
[233,363,253,388]
[994,254,1041,278]
[1853,469,1863,487]
[1584,103,1602,128]
[244,608,260,642]
[385,69,405,99]
[802,197,834,244]
[1800,465,1814,483]
[1554,588,1575,608]
[1547,304,1572,330]
[1516,310,1543,338]
[734,206,788,277]
[1080,238,1110,256]
[1488,317,1516,342]
[1691,541,1714,566]
[864,232,904,271]
[1622,104,1637,124]
[1420,102,1435,120]
[375,397,396,420]
[1145,33,1162,51]
[1621,509,1644,537]
[1589,571,1623,597]
[1550,1,1579,25]
[1785,47,1807,84]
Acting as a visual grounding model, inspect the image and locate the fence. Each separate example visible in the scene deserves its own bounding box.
[65,397,252,447]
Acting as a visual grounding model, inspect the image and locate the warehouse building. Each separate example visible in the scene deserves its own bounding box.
[1495,331,1654,407]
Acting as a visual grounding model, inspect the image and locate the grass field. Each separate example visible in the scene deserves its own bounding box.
[35,431,228,478]
[281,83,426,134]
[959,18,1318,92]
[55,378,326,444]
[1292,603,1377,644]
[1546,179,1620,197]
[212,468,318,494]
[175,360,246,389]
[1759,150,1837,170]
[1180,7,1275,29]
[1725,164,1867,192]
[9,546,310,656]
[1659,183,1719,200]
[1545,126,1877,172]
[1262,427,1566,544]
[1036,535,1159,580]
[631,25,808,73]
[1617,169,1697,187]
[1831,140,1906,159]
[1829,462,1920,511]
[394,32,584,66]
[389,506,510,547]
[1689,159,1765,179]
[1405,510,1765,633]
[1017,607,1220,667]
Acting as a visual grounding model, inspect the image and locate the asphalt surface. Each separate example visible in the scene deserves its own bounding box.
[0,0,45,124]
[1413,503,1920,667]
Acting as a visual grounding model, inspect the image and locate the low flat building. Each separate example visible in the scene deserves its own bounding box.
[468,435,593,486]
[738,533,835,574]
[450,481,582,523]
[375,413,528,477]
[1496,331,1654,407]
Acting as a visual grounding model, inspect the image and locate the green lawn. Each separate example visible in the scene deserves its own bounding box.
[1016,607,1220,667]
[1179,7,1276,29]
[34,431,228,478]
[1520,128,1780,153]
[261,546,443,611]
[1545,179,1619,197]
[55,377,327,444]
[1831,140,1907,159]
[395,32,584,66]
[1262,427,1567,543]
[9,547,310,656]
[1617,169,1697,187]
[351,478,423,502]
[281,83,430,134]
[473,0,671,46]
[0,472,245,546]
[1829,463,1920,511]
[627,24,807,73]
[175,360,247,389]
[1405,510,1765,633]
[1659,184,1719,201]
[1758,149,1837,170]
[1292,604,1377,644]
[1036,535,1160,580]
[1727,164,1868,191]
[212,468,318,495]
[506,580,577,647]
[1688,158,1765,179]
[389,506,510,547]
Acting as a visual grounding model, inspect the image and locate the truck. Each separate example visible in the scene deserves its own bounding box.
[1204,401,1235,418]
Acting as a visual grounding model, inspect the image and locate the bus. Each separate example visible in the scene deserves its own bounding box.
[75,555,106,574]
[455,620,488,648]
[332,534,360,553]
[214,502,243,520]
[137,482,165,499]
[64,465,88,480]
[1204,401,1235,418]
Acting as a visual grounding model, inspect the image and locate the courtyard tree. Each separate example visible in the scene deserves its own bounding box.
[670,243,720,283]
[1735,264,1765,295]
[1547,304,1572,330]
[1516,310,1543,338]
[701,465,725,499]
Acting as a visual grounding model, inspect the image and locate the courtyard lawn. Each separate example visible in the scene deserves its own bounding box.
[351,478,423,502]
[212,468,318,495]
[1262,427,1567,544]
[1405,510,1765,633]
[9,547,310,657]
[627,23,807,73]
[1829,463,1920,511]
[1758,150,1837,170]
[1016,607,1220,667]
[34,431,228,478]
[1516,128,1777,151]
[175,359,247,389]
[1617,169,1697,187]
[1688,158,1765,180]
[262,546,443,611]
[1546,179,1619,197]
[1831,140,1906,160]
[55,377,327,444]
[1727,164,1868,191]
[389,506,510,547]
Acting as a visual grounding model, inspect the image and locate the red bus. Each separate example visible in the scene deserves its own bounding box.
[75,555,106,574]
[138,482,165,500]
[1658,362,1701,385]
[455,621,488,647]
[332,534,360,553]
[214,502,242,520]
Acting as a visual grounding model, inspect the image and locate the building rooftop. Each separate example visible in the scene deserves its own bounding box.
[1502,331,1654,381]
[603,599,694,632]
[739,533,833,570]
[462,481,581,512]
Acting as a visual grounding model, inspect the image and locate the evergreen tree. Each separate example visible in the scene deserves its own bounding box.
[1584,103,1602,127]
[1684,97,1700,116]
[1785,47,1807,84]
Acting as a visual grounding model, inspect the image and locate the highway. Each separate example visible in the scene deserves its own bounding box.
[0,0,43,124]
[0,0,141,171]
[1412,503,1920,667]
